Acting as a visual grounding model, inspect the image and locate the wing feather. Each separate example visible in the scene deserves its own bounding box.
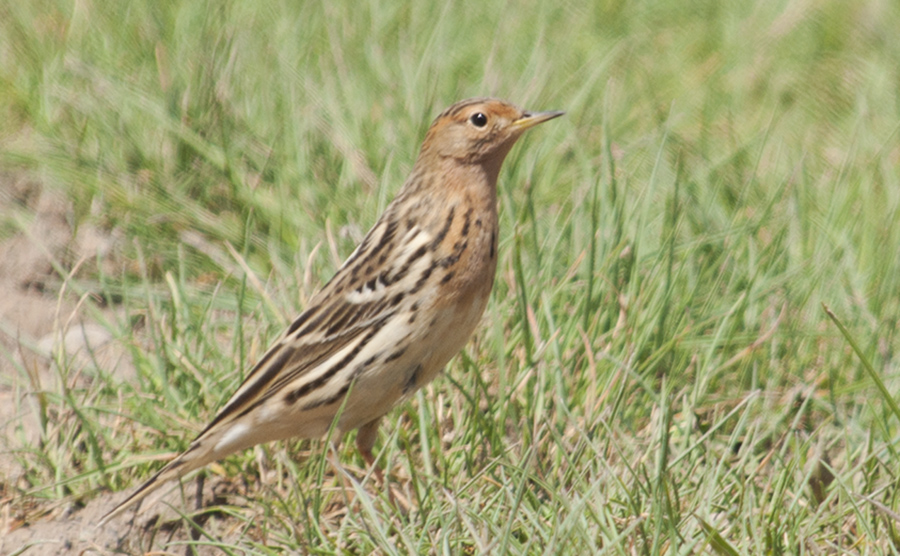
[195,223,433,439]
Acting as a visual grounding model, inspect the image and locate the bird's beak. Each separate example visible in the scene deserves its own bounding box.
[511,110,565,131]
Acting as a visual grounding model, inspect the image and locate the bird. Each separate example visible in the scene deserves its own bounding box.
[99,97,563,525]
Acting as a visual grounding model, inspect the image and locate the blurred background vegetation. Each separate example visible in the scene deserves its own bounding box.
[2,0,900,553]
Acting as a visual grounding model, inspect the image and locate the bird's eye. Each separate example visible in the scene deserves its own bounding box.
[469,112,488,128]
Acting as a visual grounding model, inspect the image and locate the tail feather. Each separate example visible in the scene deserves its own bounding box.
[97,444,212,527]
[98,409,293,527]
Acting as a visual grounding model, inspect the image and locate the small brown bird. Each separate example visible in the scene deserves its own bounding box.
[99,98,563,525]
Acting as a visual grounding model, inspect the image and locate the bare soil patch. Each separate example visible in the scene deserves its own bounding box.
[0,174,223,555]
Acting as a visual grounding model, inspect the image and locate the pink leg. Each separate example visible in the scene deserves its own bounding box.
[354,418,410,510]
[356,418,384,484]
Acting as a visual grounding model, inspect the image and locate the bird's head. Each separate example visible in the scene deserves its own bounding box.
[420,98,563,166]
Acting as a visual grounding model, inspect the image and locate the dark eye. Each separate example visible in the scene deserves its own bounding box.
[469,112,488,127]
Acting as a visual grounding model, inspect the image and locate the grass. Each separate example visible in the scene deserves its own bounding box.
[2,0,900,553]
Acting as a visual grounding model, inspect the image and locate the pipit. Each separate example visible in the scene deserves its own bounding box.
[99,98,563,525]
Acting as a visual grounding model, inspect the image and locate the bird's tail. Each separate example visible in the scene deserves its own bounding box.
[97,442,213,527]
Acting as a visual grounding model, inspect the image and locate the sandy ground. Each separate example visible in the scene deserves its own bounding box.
[0,175,238,555]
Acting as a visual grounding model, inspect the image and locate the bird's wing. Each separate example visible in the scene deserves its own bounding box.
[195,219,435,438]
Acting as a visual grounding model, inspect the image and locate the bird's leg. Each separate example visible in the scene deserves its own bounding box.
[355,418,411,511]
[355,418,384,485]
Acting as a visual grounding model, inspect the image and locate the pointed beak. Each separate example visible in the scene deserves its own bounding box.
[511,109,565,131]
